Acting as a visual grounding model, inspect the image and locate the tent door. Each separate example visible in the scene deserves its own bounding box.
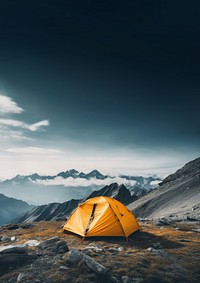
[84,203,97,235]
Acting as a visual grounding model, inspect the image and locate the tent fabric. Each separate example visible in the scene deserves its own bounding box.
[63,196,140,237]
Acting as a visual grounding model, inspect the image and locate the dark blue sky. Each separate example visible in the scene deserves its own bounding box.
[0,1,200,177]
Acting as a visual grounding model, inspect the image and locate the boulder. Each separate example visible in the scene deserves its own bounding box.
[0,254,37,276]
[68,249,84,265]
[1,235,11,242]
[84,254,107,274]
[0,245,28,254]
[38,236,69,254]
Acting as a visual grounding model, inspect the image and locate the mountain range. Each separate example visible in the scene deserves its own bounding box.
[0,169,160,205]
[16,183,137,223]
[15,157,200,224]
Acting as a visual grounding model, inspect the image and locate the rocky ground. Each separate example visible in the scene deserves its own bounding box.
[0,220,200,283]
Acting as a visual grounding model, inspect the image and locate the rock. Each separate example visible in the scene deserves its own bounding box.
[192,228,200,233]
[118,247,124,252]
[146,247,172,259]
[0,245,28,254]
[187,216,198,221]
[0,254,37,276]
[17,273,26,282]
[21,223,35,229]
[154,217,176,227]
[84,254,107,274]
[25,240,41,247]
[1,235,11,242]
[59,265,69,271]
[68,249,84,265]
[82,245,103,252]
[108,247,119,253]
[38,237,69,254]
[7,224,20,230]
[11,236,16,242]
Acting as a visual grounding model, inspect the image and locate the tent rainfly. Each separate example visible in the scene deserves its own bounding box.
[63,196,140,238]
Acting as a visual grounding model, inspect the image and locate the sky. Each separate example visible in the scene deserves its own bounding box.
[0,1,200,179]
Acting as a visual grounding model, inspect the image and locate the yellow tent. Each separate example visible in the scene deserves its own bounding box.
[63,196,140,238]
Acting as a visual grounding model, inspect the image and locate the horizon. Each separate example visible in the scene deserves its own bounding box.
[0,155,196,181]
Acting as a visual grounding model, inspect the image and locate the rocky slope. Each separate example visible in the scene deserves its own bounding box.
[0,194,33,226]
[16,183,143,223]
[128,157,200,221]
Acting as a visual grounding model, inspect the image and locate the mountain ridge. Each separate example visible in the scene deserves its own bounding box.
[0,169,161,184]
[0,194,33,226]
[0,169,160,205]
[15,183,143,223]
[128,157,200,221]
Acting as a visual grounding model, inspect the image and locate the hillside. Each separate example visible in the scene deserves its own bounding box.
[0,194,33,226]
[128,157,200,221]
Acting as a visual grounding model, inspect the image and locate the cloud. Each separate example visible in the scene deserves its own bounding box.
[150,180,161,187]
[35,176,137,187]
[28,120,49,131]
[0,95,24,114]
[6,147,61,154]
[0,126,33,141]
[0,119,49,131]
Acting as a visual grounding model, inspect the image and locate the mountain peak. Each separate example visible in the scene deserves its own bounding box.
[85,170,106,180]
[57,169,79,178]
[68,169,79,174]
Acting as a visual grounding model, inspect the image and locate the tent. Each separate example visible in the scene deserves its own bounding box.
[63,196,140,238]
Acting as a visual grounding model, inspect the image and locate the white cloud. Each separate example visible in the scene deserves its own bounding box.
[6,147,61,154]
[0,95,24,114]
[150,180,161,187]
[0,118,49,131]
[35,176,137,187]
[29,120,49,131]
[0,126,32,141]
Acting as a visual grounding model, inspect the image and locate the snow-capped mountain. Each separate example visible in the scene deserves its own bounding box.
[0,169,161,205]
[1,169,160,186]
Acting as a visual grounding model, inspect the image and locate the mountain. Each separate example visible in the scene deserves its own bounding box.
[16,183,144,223]
[0,194,33,226]
[14,157,200,223]
[0,169,160,205]
[128,157,200,221]
[84,169,106,180]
